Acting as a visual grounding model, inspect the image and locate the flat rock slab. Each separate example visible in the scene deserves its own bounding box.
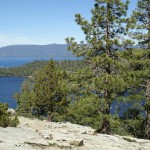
[0,117,150,150]
[0,127,49,150]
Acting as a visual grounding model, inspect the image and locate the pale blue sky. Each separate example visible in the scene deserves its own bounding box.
[0,0,137,47]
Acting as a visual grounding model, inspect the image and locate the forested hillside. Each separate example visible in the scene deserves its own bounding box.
[0,60,87,76]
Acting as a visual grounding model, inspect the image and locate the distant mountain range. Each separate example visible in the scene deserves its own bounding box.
[0,44,76,59]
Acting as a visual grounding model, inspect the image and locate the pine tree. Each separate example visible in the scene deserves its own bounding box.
[14,80,35,116]
[66,0,131,134]
[33,60,67,121]
[127,0,150,139]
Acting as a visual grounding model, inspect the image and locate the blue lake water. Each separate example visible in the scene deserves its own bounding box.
[0,76,25,108]
[0,58,47,108]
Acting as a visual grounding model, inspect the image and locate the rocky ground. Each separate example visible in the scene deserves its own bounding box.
[0,116,150,150]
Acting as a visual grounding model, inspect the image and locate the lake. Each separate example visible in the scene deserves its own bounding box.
[0,58,49,108]
[0,76,25,108]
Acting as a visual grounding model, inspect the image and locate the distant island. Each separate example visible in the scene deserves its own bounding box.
[0,44,76,59]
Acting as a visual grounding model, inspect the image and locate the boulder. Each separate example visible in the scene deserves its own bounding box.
[7,108,16,115]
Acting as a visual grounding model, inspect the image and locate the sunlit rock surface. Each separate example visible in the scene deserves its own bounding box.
[0,116,150,150]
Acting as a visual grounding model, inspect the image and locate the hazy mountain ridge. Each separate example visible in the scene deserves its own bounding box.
[0,44,141,58]
[0,44,75,58]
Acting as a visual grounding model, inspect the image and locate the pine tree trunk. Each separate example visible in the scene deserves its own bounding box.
[145,113,150,139]
[145,81,150,139]
[47,111,53,122]
[99,118,110,134]
[98,2,111,134]
[97,99,111,134]
[98,88,111,134]
[97,2,112,134]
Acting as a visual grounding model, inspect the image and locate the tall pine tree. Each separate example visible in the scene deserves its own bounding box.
[127,0,150,139]
[33,60,67,121]
[66,0,131,134]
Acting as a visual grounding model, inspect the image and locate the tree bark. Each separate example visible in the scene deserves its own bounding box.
[97,99,111,134]
[145,113,150,139]
[47,111,53,122]
[145,81,150,139]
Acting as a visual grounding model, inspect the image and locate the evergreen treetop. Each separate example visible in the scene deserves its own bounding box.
[33,60,67,121]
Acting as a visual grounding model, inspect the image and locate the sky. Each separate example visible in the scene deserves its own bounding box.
[0,0,137,47]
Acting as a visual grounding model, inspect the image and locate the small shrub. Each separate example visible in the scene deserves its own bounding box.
[0,102,19,127]
[9,116,19,127]
[0,103,10,127]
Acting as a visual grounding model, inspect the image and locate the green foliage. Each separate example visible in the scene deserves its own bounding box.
[0,60,47,77]
[59,94,129,136]
[110,117,129,136]
[0,60,87,77]
[64,96,103,128]
[9,116,19,127]
[0,103,19,127]
[14,80,35,116]
[15,60,68,121]
[123,119,144,138]
[127,0,150,139]
[121,107,146,138]
[64,0,150,137]
[66,0,131,57]
[127,0,150,47]
[0,103,10,127]
[33,60,67,120]
[118,48,150,138]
